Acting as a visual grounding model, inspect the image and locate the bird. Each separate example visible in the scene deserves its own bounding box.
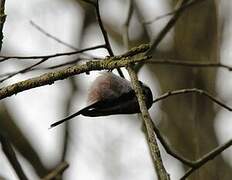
[50,72,153,128]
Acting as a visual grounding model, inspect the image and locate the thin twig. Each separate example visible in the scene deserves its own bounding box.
[30,20,98,56]
[83,0,124,77]
[144,0,205,24]
[147,59,232,71]
[122,0,133,50]
[0,56,93,82]
[127,66,170,180]
[151,122,195,167]
[150,88,232,168]
[0,57,49,83]
[0,44,105,62]
[95,0,124,77]
[30,20,102,62]
[146,0,192,55]
[0,45,105,82]
[0,134,28,180]
[41,161,69,180]
[37,57,93,70]
[180,139,232,179]
[0,57,92,78]
[0,44,149,81]
[153,88,232,112]
[95,0,113,56]
[30,20,79,50]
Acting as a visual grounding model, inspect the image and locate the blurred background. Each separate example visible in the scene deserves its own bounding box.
[0,0,232,179]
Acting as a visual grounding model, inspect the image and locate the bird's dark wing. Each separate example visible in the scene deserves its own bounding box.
[50,89,138,128]
[81,89,139,116]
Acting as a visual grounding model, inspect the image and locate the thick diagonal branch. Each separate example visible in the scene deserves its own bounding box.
[126,66,170,180]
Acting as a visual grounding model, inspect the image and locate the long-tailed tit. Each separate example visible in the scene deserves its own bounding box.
[50,72,153,128]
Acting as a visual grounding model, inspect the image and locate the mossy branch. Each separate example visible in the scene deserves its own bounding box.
[0,50,151,100]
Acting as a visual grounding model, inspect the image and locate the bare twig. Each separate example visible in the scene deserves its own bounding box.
[0,57,49,83]
[151,126,232,179]
[127,66,170,180]
[122,0,133,50]
[37,57,93,70]
[30,20,78,51]
[147,59,232,71]
[151,88,232,175]
[151,122,195,167]
[144,87,232,169]
[0,45,105,82]
[83,0,124,77]
[180,139,232,179]
[30,20,98,57]
[144,0,205,24]
[146,0,194,55]
[153,88,232,112]
[41,161,69,180]
[0,56,93,82]
[95,0,124,77]
[0,57,92,78]
[0,44,105,62]
[0,134,28,180]
[95,0,113,56]
[0,44,149,82]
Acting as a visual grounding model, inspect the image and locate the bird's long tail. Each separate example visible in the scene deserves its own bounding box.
[50,110,82,129]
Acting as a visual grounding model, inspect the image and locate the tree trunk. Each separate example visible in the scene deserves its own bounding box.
[149,0,232,179]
